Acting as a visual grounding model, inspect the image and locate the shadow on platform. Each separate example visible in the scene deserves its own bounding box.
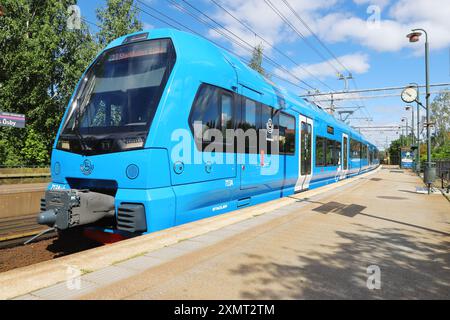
[229,226,450,299]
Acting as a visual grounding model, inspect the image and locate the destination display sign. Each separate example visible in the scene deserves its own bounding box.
[0,112,26,128]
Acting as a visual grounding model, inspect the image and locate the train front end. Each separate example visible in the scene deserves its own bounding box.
[38,32,177,240]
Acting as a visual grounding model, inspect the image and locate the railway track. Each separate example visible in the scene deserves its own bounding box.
[0,214,56,249]
[0,214,102,273]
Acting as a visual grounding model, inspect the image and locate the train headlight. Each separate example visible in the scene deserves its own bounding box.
[126,164,139,180]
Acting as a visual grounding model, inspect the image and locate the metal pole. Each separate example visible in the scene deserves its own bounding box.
[412,83,421,173]
[425,33,431,169]
[411,107,415,147]
[406,117,409,145]
[413,28,433,193]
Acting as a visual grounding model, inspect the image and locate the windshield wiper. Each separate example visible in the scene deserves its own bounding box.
[72,98,89,155]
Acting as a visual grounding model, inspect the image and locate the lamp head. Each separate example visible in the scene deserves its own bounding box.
[407,31,422,43]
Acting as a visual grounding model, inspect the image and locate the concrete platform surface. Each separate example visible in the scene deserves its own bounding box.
[6,167,450,300]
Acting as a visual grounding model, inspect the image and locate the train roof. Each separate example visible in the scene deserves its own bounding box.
[106,28,376,149]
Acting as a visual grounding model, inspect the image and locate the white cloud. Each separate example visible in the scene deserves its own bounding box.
[203,0,450,87]
[314,13,408,52]
[353,0,391,8]
[207,0,338,55]
[314,0,450,52]
[274,53,370,81]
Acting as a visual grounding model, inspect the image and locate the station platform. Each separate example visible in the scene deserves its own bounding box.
[2,167,449,300]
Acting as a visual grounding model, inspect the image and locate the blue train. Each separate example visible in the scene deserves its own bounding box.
[37,29,379,241]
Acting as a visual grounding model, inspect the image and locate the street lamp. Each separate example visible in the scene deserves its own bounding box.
[407,28,434,193]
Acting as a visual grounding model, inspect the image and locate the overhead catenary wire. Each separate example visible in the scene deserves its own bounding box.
[280,0,351,75]
[274,0,372,119]
[135,0,311,91]
[263,0,341,75]
[82,0,310,91]
[165,0,317,91]
[207,0,335,92]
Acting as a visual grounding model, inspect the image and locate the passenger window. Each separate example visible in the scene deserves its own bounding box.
[316,137,325,166]
[350,139,361,159]
[190,85,221,150]
[279,113,295,155]
[221,93,233,134]
[243,99,257,130]
[191,85,219,132]
[334,141,341,166]
[326,139,334,166]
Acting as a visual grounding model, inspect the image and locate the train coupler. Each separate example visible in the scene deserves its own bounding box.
[37,189,115,230]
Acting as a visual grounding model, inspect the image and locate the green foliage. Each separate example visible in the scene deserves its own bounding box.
[388,138,402,165]
[430,91,450,149]
[432,142,450,160]
[248,43,270,78]
[22,128,50,166]
[0,0,97,166]
[391,91,450,163]
[96,0,142,48]
[0,0,143,166]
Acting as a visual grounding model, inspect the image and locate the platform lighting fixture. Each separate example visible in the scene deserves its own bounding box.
[406,28,433,193]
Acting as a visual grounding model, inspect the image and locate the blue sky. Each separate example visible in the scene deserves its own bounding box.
[77,0,450,149]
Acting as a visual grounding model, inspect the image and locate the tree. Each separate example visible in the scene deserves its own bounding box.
[96,0,142,48]
[388,138,402,165]
[430,91,450,149]
[0,0,97,166]
[248,43,270,78]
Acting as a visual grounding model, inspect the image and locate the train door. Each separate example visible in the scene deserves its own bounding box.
[238,85,282,201]
[238,86,263,197]
[295,115,313,192]
[341,133,349,179]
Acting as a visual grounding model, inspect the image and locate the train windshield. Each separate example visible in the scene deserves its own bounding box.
[56,38,176,155]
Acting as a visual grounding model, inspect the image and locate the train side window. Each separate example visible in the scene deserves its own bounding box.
[243,98,257,130]
[221,92,234,151]
[301,121,312,175]
[316,136,326,166]
[239,98,259,153]
[326,139,334,166]
[279,113,295,155]
[350,139,361,159]
[334,141,342,166]
[190,84,237,151]
[190,85,220,150]
[221,93,233,134]
[361,143,367,160]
